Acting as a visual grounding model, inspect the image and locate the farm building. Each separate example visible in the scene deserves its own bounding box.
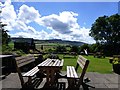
[12,38,35,53]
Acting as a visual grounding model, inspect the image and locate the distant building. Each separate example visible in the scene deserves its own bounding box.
[12,38,35,53]
[12,37,34,45]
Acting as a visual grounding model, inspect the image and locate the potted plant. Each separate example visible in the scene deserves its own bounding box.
[111,57,120,75]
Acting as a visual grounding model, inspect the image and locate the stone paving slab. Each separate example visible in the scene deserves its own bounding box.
[0,72,119,89]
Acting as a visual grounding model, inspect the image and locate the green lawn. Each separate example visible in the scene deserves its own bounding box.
[58,54,112,74]
[8,41,112,74]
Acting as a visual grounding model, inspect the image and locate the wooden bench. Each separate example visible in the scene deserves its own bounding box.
[67,55,94,90]
[14,54,43,89]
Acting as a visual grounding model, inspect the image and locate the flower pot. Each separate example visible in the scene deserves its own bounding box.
[112,64,120,75]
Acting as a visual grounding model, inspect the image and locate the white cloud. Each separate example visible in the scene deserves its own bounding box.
[15,20,28,31]
[18,4,41,24]
[48,30,72,40]
[1,0,17,31]
[37,11,80,34]
[71,27,96,44]
[1,0,95,44]
[1,2,40,32]
[10,30,49,40]
[4,0,11,6]
[1,3,16,23]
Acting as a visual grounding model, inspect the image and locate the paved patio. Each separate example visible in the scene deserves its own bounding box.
[0,71,120,90]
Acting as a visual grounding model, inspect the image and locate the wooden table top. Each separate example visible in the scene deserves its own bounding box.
[37,58,64,67]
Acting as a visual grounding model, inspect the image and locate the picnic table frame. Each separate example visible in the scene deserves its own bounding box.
[37,58,64,86]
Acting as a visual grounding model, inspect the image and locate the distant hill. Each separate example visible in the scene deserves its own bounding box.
[34,39,86,46]
[11,38,86,46]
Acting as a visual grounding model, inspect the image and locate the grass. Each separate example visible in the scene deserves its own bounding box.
[8,41,14,49]
[57,54,113,74]
[8,42,112,74]
[83,55,112,73]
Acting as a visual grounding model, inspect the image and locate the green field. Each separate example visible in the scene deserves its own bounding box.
[57,54,112,74]
[7,42,112,74]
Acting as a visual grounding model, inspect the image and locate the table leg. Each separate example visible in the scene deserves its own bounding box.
[50,70,56,86]
[46,70,50,86]
[28,77,32,87]
[67,79,76,89]
[45,69,57,87]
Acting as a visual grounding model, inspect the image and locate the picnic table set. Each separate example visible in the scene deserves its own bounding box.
[7,54,94,90]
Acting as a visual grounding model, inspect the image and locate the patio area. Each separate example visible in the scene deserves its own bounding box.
[0,71,119,90]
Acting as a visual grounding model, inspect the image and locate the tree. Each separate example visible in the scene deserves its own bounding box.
[80,44,89,52]
[0,10,10,46]
[70,45,79,54]
[0,22,10,46]
[89,14,120,44]
[55,45,66,53]
[89,14,120,55]
[89,43,103,53]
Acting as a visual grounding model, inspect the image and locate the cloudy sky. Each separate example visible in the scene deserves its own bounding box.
[0,0,118,44]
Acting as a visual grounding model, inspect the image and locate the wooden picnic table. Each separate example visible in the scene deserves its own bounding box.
[37,58,64,86]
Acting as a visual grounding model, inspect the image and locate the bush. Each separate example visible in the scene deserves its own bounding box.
[12,50,25,56]
[55,45,66,53]
[70,45,79,54]
[2,45,13,55]
[46,54,60,59]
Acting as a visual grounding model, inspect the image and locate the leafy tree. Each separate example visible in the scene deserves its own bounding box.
[70,45,79,54]
[89,43,103,53]
[0,22,10,45]
[89,14,120,55]
[0,10,11,54]
[2,29,10,45]
[55,45,66,53]
[89,44,97,53]
[89,14,120,44]
[80,44,89,52]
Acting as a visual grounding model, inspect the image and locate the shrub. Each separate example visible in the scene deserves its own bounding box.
[2,45,13,55]
[70,45,79,54]
[55,45,66,53]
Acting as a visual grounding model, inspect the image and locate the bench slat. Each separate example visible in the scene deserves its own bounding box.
[67,66,70,78]
[60,59,64,66]
[38,59,47,66]
[16,55,35,67]
[77,59,84,69]
[67,66,78,78]
[38,59,51,66]
[56,60,61,66]
[45,59,53,66]
[78,55,86,62]
[69,66,74,77]
[71,66,78,78]
[18,60,35,67]
[53,60,59,66]
[23,67,39,77]
[49,59,56,66]
[77,55,88,69]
